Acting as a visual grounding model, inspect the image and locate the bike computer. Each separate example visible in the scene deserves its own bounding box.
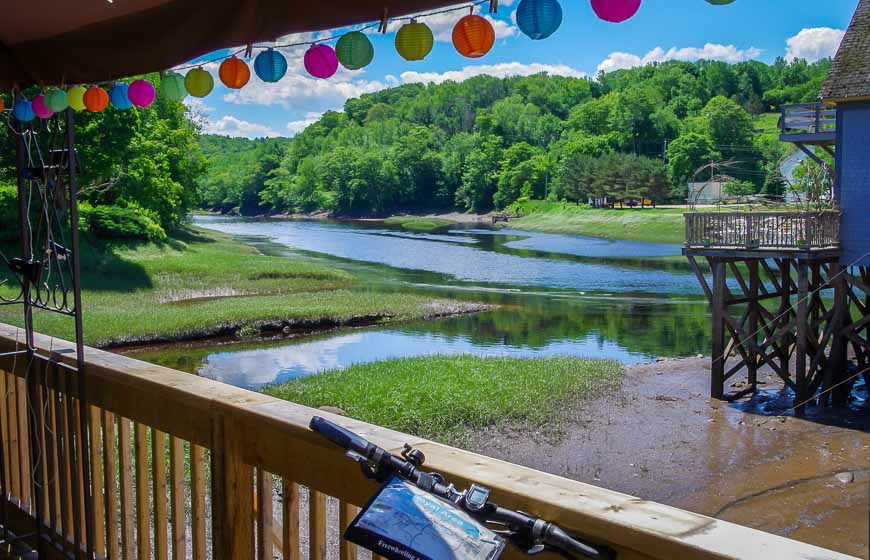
[465,484,491,513]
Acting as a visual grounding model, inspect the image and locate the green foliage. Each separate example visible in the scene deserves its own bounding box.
[264,355,623,442]
[0,183,18,242]
[723,179,756,196]
[195,58,828,217]
[82,203,167,242]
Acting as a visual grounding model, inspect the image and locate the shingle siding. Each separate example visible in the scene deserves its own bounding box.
[822,0,870,101]
[837,101,870,266]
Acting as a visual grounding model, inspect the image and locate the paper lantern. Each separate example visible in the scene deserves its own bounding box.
[32,95,54,119]
[160,72,187,101]
[13,99,35,122]
[453,15,495,58]
[128,79,156,108]
[335,31,374,70]
[45,88,69,112]
[84,86,109,112]
[185,68,214,98]
[109,84,133,110]
[67,86,87,111]
[396,21,434,61]
[219,57,250,89]
[254,49,288,83]
[705,0,735,3]
[591,0,641,23]
[304,44,339,79]
[0,96,4,113]
[516,0,563,40]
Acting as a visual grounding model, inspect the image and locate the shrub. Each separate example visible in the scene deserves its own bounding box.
[0,183,19,241]
[84,204,167,242]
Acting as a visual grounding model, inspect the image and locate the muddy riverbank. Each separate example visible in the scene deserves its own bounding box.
[470,357,870,558]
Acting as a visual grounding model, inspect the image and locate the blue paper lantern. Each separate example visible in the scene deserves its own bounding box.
[254,49,288,83]
[110,83,133,110]
[516,0,563,40]
[13,99,35,122]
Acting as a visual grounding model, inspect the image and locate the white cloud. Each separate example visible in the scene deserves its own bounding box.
[286,112,322,135]
[785,27,845,62]
[401,61,585,85]
[204,115,282,138]
[596,43,763,74]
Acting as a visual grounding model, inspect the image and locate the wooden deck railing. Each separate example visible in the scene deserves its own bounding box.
[780,103,836,138]
[684,211,841,251]
[0,323,857,559]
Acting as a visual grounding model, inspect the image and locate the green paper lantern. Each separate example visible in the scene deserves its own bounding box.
[44,88,69,112]
[67,86,87,111]
[396,21,434,61]
[161,72,188,102]
[185,68,214,98]
[336,31,374,70]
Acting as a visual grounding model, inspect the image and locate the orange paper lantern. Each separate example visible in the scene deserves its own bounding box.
[452,15,495,58]
[0,96,4,113]
[219,57,251,89]
[84,86,109,112]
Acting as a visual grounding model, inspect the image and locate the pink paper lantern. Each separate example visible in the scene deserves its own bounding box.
[591,0,641,23]
[304,44,339,79]
[32,95,54,119]
[128,79,156,108]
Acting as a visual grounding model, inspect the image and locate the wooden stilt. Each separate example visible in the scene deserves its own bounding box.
[711,260,727,400]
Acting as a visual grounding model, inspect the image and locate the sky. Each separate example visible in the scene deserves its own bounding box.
[182,0,860,139]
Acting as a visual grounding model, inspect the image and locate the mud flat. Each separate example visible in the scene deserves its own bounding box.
[470,357,870,558]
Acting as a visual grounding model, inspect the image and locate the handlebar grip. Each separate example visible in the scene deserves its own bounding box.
[545,524,614,560]
[310,416,371,455]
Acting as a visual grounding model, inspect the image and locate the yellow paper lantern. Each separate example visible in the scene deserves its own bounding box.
[67,86,87,111]
[396,21,434,61]
[185,68,214,98]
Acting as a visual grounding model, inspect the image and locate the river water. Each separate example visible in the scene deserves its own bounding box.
[132,215,713,389]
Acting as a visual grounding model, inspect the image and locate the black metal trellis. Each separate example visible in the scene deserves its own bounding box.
[1,108,94,559]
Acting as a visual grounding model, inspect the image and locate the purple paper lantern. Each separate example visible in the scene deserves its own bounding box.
[32,95,54,119]
[591,0,641,23]
[304,44,339,79]
[128,79,156,108]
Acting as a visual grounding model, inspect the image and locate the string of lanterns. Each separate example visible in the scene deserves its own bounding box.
[4,0,737,122]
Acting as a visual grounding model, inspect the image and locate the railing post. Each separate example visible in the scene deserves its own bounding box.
[815,104,821,134]
[211,417,254,560]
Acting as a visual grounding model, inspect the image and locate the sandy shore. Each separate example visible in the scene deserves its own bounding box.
[469,357,870,558]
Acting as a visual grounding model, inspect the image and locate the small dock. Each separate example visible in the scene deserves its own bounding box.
[491,212,518,224]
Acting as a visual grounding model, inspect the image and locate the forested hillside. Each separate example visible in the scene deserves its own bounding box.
[199,57,831,216]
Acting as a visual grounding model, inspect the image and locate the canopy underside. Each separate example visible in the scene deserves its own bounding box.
[1,0,465,89]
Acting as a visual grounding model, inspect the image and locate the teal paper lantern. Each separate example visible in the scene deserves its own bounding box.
[254,49,288,83]
[335,31,374,70]
[13,99,35,122]
[44,88,69,112]
[110,83,133,110]
[516,0,563,40]
[706,0,735,3]
[161,72,187,101]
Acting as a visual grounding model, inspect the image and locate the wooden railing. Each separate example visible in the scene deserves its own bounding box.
[0,323,857,560]
[684,211,841,251]
[780,103,836,137]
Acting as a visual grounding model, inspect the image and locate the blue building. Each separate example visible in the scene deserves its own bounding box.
[824,0,870,266]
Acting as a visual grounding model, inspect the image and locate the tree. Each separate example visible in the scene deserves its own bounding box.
[455,135,503,212]
[666,133,720,193]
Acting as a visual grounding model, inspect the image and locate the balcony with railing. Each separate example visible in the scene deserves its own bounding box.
[0,323,855,560]
[779,103,837,145]
[684,211,841,253]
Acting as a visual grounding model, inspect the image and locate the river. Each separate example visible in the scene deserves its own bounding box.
[131,215,712,389]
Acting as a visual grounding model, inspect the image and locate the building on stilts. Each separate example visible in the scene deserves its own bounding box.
[684,0,870,413]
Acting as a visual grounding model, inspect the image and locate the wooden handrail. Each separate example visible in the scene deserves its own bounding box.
[0,323,858,560]
[684,211,840,250]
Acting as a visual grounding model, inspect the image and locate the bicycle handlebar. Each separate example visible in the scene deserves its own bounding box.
[310,416,614,560]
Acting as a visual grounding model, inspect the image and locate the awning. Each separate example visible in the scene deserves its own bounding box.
[1,0,465,90]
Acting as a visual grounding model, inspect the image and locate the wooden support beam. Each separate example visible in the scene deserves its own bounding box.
[711,260,727,400]
[211,418,254,560]
[795,260,809,415]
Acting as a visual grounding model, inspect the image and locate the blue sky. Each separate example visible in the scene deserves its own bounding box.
[184,0,859,138]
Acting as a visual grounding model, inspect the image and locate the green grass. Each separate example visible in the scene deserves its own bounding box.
[507,200,688,244]
[0,228,467,347]
[265,355,623,443]
[383,216,456,232]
